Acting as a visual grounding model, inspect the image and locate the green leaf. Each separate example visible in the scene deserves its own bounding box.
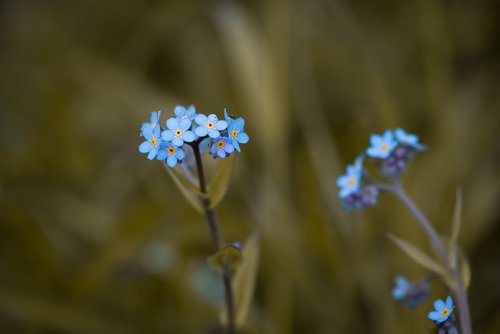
[388,233,455,287]
[220,232,260,328]
[459,249,471,290]
[449,188,462,269]
[207,155,234,209]
[164,164,204,213]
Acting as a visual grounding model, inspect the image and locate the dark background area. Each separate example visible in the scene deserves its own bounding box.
[0,0,499,333]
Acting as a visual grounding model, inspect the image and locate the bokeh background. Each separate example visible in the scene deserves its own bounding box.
[1,0,499,333]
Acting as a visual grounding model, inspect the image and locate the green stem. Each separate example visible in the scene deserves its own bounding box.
[191,141,236,334]
[383,180,472,334]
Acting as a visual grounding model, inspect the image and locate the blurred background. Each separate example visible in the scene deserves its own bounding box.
[1,0,500,333]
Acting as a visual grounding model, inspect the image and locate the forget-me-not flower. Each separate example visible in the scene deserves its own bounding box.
[140,111,161,136]
[392,276,411,300]
[337,156,364,198]
[139,124,163,160]
[210,137,234,158]
[224,109,249,152]
[194,114,228,139]
[367,130,398,159]
[162,117,196,147]
[428,296,454,323]
[395,128,426,150]
[174,105,196,121]
[157,142,185,168]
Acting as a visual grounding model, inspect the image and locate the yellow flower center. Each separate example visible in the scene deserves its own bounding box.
[347,177,357,187]
[207,122,215,129]
[150,137,158,147]
[231,130,238,138]
[381,143,388,152]
[167,147,176,154]
[175,129,183,137]
[217,140,225,149]
[441,308,449,317]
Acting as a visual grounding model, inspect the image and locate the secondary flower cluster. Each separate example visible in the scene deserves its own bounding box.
[336,128,425,210]
[391,275,431,309]
[428,296,458,334]
[138,105,249,167]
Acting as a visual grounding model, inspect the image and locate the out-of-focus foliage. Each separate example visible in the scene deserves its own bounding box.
[1,0,499,333]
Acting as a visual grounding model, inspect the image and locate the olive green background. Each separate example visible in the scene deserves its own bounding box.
[1,0,499,333]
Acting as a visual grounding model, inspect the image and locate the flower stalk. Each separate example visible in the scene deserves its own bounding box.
[191,140,236,334]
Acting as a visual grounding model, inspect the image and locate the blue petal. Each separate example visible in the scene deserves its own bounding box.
[142,126,153,140]
[383,130,394,142]
[147,147,158,160]
[207,114,218,122]
[172,137,183,147]
[157,150,167,160]
[151,111,161,123]
[237,132,249,143]
[183,131,195,142]
[167,155,177,167]
[215,120,228,130]
[208,129,220,138]
[224,108,233,122]
[428,311,441,321]
[195,126,208,137]
[162,130,173,141]
[217,149,226,158]
[166,118,178,130]
[336,175,348,187]
[153,125,161,138]
[139,141,152,153]
[195,114,207,125]
[180,118,192,131]
[225,143,234,153]
[174,105,186,117]
[370,134,382,146]
[176,149,185,160]
[434,299,445,312]
[445,296,453,309]
[186,105,196,117]
[232,140,241,152]
[234,117,245,129]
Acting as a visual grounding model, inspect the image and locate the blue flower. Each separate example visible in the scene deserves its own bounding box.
[395,128,426,150]
[161,117,196,147]
[139,124,162,160]
[428,296,454,323]
[337,156,364,198]
[157,142,185,168]
[224,109,249,152]
[392,276,411,300]
[366,130,398,159]
[210,137,234,158]
[174,105,196,121]
[140,111,161,136]
[194,114,228,139]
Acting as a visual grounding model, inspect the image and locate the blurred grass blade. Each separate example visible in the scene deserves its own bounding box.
[208,155,234,208]
[164,164,204,213]
[220,232,260,328]
[459,248,471,290]
[388,233,455,287]
[449,188,462,269]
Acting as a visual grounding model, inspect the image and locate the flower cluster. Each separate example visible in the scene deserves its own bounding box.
[336,128,424,210]
[139,105,249,167]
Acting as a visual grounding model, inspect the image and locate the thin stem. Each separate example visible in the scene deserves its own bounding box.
[191,141,236,334]
[386,180,472,334]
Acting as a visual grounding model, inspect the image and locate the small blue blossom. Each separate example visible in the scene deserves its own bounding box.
[366,130,398,159]
[139,124,162,160]
[210,137,234,158]
[336,156,364,198]
[140,111,161,136]
[428,296,454,323]
[395,128,426,150]
[157,142,185,168]
[174,105,196,121]
[392,276,411,300]
[194,114,228,139]
[162,117,196,147]
[224,109,249,152]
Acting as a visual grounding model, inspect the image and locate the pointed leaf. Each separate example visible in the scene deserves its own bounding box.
[164,164,204,213]
[208,155,234,208]
[388,233,455,287]
[220,232,260,328]
[459,249,471,290]
[449,188,462,269]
